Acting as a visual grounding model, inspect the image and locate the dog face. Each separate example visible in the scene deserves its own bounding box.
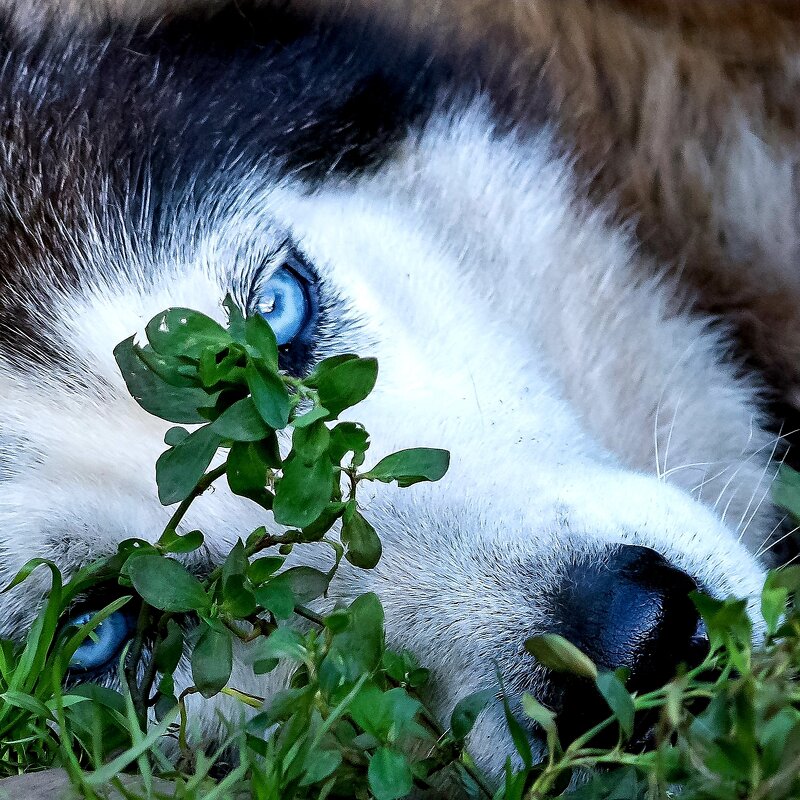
[0,3,781,777]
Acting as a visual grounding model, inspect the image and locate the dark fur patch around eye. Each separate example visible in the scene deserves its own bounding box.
[0,2,550,372]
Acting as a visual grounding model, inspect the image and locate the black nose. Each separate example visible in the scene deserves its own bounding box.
[539,545,709,743]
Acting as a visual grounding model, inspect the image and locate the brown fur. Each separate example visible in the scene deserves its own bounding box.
[11,0,800,404]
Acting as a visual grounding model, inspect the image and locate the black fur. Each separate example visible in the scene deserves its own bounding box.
[0,2,475,369]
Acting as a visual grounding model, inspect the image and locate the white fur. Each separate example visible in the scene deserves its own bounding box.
[0,103,780,777]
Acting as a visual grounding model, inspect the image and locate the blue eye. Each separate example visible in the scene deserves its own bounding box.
[67,610,133,672]
[254,266,311,346]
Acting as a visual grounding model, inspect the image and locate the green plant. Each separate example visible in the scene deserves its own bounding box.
[0,297,487,799]
[492,569,800,800]
[4,298,800,800]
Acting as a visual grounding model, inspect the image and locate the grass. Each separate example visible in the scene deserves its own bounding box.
[2,298,800,799]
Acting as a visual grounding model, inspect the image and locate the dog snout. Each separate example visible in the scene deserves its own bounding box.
[540,545,709,743]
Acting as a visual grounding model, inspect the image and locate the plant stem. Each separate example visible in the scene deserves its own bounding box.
[141,614,169,708]
[310,672,369,752]
[293,603,495,799]
[128,462,227,728]
[161,463,228,538]
[125,603,153,731]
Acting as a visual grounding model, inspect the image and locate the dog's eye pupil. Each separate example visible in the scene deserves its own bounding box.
[67,610,132,672]
[255,266,310,346]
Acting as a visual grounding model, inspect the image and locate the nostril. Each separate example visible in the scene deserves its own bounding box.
[537,545,707,744]
[548,545,702,688]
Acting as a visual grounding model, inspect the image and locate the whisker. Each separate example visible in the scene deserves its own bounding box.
[756,520,800,560]
[778,548,800,570]
[661,390,684,482]
[738,445,788,544]
[735,423,785,536]
[711,429,798,493]
[654,397,661,480]
[692,463,732,496]
[754,514,789,559]
[720,493,737,528]
[662,460,717,481]
[702,428,797,513]
[654,341,697,480]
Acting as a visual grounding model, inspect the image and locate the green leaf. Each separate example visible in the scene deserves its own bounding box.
[244,313,279,372]
[292,421,331,463]
[145,308,229,359]
[521,693,559,751]
[118,541,161,584]
[223,294,247,342]
[306,354,359,384]
[156,424,222,505]
[301,502,347,540]
[223,574,257,617]
[1,690,54,720]
[368,748,413,800]
[692,592,752,656]
[450,687,498,740]
[315,357,378,417]
[1,557,61,594]
[127,555,209,612]
[252,566,328,623]
[300,749,342,787]
[197,344,246,389]
[114,337,214,424]
[191,622,233,698]
[248,556,285,585]
[525,634,598,679]
[407,668,429,688]
[258,686,314,727]
[767,565,800,594]
[246,362,290,429]
[164,426,190,446]
[252,657,279,676]
[273,455,333,527]
[226,441,274,504]
[566,767,645,800]
[595,672,635,738]
[762,573,790,637]
[255,581,295,620]
[222,540,248,581]
[211,397,271,441]
[258,627,307,663]
[773,464,800,519]
[362,448,450,488]
[154,618,184,674]
[292,405,331,428]
[154,691,178,722]
[760,708,800,777]
[158,528,204,554]
[328,421,370,465]
[135,346,198,388]
[341,502,382,569]
[350,684,426,743]
[500,687,533,772]
[503,764,527,800]
[322,593,385,684]
[279,566,330,604]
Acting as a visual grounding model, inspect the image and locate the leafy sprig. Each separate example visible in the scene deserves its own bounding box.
[3,298,800,800]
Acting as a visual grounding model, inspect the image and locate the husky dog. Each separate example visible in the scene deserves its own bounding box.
[0,1,784,778]
[26,1,800,407]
